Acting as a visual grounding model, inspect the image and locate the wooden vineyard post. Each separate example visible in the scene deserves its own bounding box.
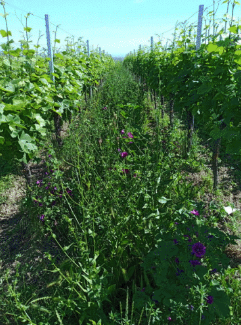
[161,95,165,119]
[21,161,32,186]
[212,116,227,191]
[212,138,222,191]
[183,107,195,159]
[169,93,174,128]
[154,89,157,110]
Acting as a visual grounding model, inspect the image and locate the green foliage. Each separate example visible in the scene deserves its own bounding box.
[1,4,241,325]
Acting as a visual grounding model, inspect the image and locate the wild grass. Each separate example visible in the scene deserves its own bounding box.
[0,61,241,325]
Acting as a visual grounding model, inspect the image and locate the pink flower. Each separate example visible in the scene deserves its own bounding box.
[190,210,199,215]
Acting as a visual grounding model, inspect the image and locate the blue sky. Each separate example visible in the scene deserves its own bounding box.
[0,0,241,58]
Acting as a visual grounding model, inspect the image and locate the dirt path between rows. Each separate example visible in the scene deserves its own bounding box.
[0,120,74,323]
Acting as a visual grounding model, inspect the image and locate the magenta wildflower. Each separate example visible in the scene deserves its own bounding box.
[121,129,125,134]
[167,317,172,321]
[66,188,72,195]
[36,180,42,186]
[118,148,121,152]
[190,210,199,215]
[121,151,128,158]
[122,169,130,174]
[40,215,44,221]
[127,132,133,138]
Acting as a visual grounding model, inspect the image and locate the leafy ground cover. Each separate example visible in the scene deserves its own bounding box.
[0,61,241,325]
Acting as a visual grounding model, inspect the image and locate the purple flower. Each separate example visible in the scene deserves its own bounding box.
[122,169,130,174]
[176,268,184,276]
[45,172,49,175]
[191,242,206,258]
[118,148,121,152]
[189,259,201,267]
[175,257,179,264]
[66,188,72,195]
[102,106,107,110]
[38,203,43,207]
[121,151,128,158]
[120,129,125,134]
[36,180,42,186]
[184,234,192,242]
[48,155,52,158]
[207,295,213,304]
[173,239,178,244]
[40,215,44,221]
[190,210,199,215]
[127,132,133,138]
[167,317,172,321]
